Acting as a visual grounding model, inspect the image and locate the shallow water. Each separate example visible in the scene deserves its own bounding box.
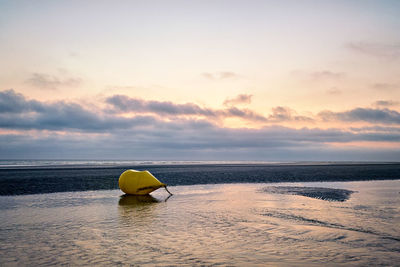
[1,180,399,266]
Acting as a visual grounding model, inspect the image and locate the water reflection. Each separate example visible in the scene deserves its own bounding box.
[117,194,171,226]
[118,194,160,206]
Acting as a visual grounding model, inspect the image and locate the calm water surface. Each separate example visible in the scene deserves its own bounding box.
[1,180,399,266]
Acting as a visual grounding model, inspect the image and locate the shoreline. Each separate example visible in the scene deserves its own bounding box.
[1,163,400,196]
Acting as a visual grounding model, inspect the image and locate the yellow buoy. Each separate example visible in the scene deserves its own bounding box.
[118,169,171,195]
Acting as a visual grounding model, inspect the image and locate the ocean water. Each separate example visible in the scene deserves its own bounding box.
[0,181,399,266]
[1,161,400,195]
[0,161,399,265]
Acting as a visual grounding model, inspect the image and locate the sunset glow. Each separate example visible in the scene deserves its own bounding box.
[1,0,399,160]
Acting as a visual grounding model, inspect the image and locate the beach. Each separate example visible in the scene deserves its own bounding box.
[2,1,400,265]
[1,180,399,266]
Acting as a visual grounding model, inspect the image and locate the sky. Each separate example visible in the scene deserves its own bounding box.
[0,0,399,161]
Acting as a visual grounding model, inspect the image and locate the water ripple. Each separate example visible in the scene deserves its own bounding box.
[261,210,400,242]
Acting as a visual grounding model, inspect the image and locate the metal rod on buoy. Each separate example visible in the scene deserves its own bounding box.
[164,185,173,195]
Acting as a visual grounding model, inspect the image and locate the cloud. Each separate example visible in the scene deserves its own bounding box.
[26,73,82,90]
[309,71,345,81]
[268,107,293,121]
[0,90,155,131]
[346,42,400,59]
[349,126,400,133]
[106,94,316,123]
[223,94,252,106]
[372,83,399,91]
[106,96,400,126]
[106,94,268,122]
[374,100,399,107]
[0,89,44,113]
[3,90,399,137]
[1,90,400,160]
[0,90,269,131]
[1,123,399,160]
[202,71,240,80]
[319,108,400,125]
[225,107,267,122]
[268,106,313,122]
[292,70,345,81]
[106,95,217,117]
[0,106,156,132]
[326,87,342,95]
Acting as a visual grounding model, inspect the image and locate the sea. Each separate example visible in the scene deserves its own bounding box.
[0,161,399,266]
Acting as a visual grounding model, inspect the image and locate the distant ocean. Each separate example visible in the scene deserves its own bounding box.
[1,160,399,195]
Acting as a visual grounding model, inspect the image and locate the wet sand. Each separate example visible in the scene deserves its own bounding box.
[1,180,399,266]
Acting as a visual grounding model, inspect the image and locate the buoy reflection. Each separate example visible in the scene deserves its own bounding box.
[118,194,160,206]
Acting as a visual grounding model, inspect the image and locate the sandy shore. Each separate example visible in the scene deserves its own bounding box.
[1,180,399,266]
